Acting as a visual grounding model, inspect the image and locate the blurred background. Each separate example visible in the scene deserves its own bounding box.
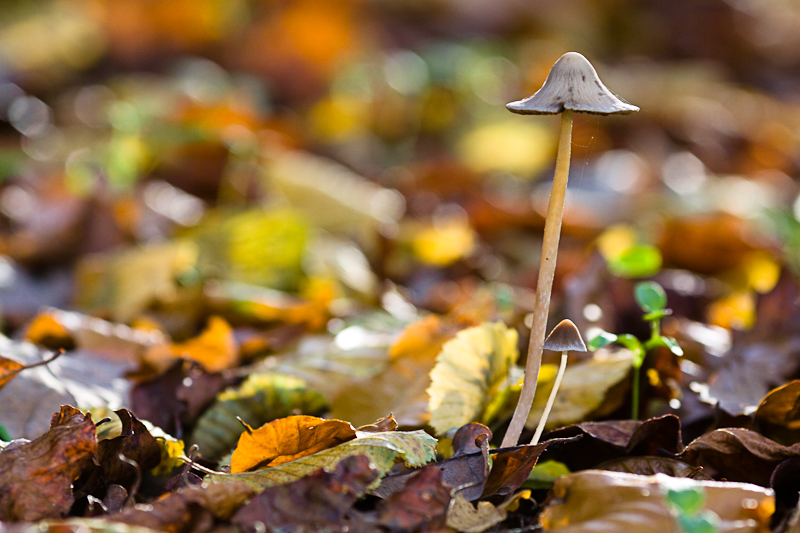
[2,0,800,363]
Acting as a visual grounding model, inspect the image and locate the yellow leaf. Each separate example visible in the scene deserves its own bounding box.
[447,491,531,533]
[330,315,460,427]
[24,314,72,349]
[526,351,634,430]
[210,430,437,491]
[231,415,356,473]
[427,322,519,436]
[143,316,238,374]
[458,119,554,176]
[412,219,476,266]
[540,470,774,533]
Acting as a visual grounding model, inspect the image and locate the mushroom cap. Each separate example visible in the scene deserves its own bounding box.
[507,52,639,116]
[543,319,587,352]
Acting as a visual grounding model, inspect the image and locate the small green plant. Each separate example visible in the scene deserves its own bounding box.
[587,281,683,419]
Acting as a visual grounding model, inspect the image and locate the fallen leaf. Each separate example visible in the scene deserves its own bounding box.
[110,480,256,532]
[482,441,553,498]
[331,315,459,427]
[446,491,531,533]
[232,454,378,532]
[542,415,684,472]
[74,240,198,323]
[0,354,25,391]
[377,465,451,532]
[131,360,229,437]
[0,406,97,521]
[680,428,800,486]
[756,380,800,428]
[427,322,519,436]
[525,349,634,430]
[597,456,712,479]
[96,409,162,489]
[540,470,774,533]
[374,423,491,502]
[231,415,357,473]
[142,316,238,374]
[208,430,437,491]
[189,372,327,461]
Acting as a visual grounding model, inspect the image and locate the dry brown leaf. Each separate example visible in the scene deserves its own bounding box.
[230,415,357,473]
[143,316,238,374]
[0,406,97,521]
[0,354,25,391]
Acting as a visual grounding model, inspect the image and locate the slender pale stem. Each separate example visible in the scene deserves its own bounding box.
[531,351,568,445]
[501,110,573,448]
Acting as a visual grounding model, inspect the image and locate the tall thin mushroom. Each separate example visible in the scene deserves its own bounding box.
[531,319,586,445]
[501,52,638,448]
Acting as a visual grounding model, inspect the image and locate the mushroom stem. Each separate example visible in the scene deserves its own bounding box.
[531,350,568,445]
[501,110,574,447]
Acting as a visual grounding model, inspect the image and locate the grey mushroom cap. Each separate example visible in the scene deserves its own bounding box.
[507,52,639,116]
[543,319,587,352]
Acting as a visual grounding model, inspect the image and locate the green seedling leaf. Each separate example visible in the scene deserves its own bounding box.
[644,336,684,357]
[634,281,667,313]
[614,334,643,352]
[607,245,662,278]
[587,331,618,351]
[524,460,571,490]
[643,309,672,322]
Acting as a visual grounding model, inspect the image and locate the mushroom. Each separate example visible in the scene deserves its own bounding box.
[501,52,638,448]
[530,319,586,445]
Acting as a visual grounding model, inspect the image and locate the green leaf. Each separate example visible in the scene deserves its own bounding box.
[642,309,672,322]
[607,245,662,278]
[634,281,667,313]
[662,337,684,356]
[614,334,643,352]
[207,430,437,491]
[524,460,571,490]
[587,332,618,351]
[427,322,519,436]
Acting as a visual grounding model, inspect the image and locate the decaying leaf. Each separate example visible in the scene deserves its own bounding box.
[539,470,774,533]
[679,427,800,486]
[331,314,459,427]
[482,441,554,498]
[597,456,712,480]
[110,480,256,532]
[142,316,238,374]
[427,322,518,436]
[377,465,451,532]
[0,406,97,521]
[208,430,436,491]
[231,415,357,473]
[96,409,162,489]
[446,491,531,533]
[525,349,634,431]
[542,415,685,472]
[232,454,378,533]
[189,372,327,461]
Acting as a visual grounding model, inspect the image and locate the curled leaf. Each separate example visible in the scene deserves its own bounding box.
[231,415,357,473]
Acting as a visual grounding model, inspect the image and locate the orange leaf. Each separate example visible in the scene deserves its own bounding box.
[24,313,72,349]
[0,355,25,391]
[231,415,357,473]
[143,316,238,374]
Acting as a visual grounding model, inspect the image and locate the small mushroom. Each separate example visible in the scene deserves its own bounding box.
[502,53,638,448]
[531,319,586,445]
